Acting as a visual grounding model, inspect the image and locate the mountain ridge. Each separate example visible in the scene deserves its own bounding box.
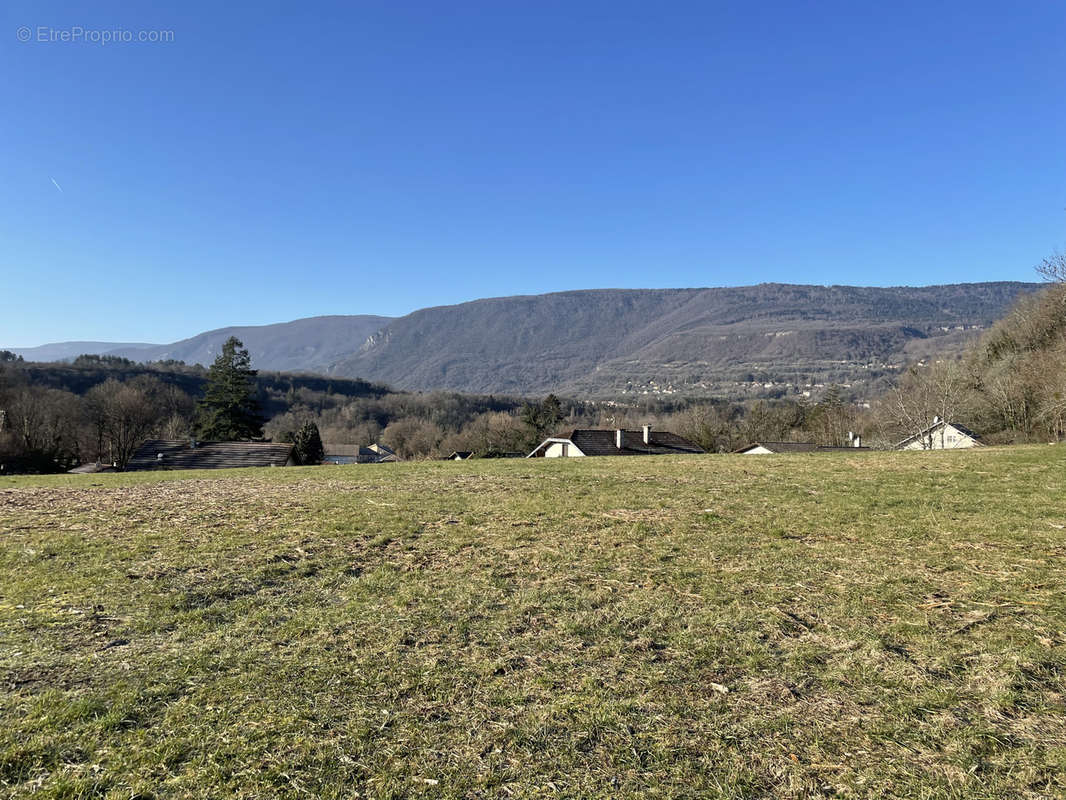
[8,282,1038,399]
[9,316,393,374]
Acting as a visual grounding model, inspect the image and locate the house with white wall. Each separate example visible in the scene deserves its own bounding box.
[896,418,982,450]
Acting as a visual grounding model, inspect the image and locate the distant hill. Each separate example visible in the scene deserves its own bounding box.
[10,316,393,375]
[9,283,1038,399]
[7,341,157,363]
[330,283,1038,398]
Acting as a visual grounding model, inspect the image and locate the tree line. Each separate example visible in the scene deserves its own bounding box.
[0,337,865,470]
[0,338,534,472]
[869,253,1066,447]
[3,261,1064,473]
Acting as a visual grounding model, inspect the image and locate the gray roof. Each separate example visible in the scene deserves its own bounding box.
[126,440,294,471]
[737,441,819,453]
[736,441,870,453]
[322,443,362,457]
[366,443,399,462]
[531,429,704,457]
[321,443,399,463]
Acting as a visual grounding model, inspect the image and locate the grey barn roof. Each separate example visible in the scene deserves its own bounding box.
[126,440,294,471]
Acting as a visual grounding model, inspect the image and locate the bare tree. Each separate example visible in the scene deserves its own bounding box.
[382,417,442,460]
[805,386,856,446]
[86,377,178,468]
[887,361,972,448]
[1036,251,1066,283]
[976,355,1035,440]
[676,404,740,453]
[442,410,529,456]
[3,386,84,471]
[1025,339,1066,440]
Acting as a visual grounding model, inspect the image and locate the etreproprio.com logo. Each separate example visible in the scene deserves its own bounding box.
[16,25,175,44]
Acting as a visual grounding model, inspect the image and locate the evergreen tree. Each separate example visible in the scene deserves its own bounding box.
[521,394,564,441]
[290,421,325,465]
[195,337,264,440]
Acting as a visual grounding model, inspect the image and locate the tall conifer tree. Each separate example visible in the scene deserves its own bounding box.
[195,337,264,440]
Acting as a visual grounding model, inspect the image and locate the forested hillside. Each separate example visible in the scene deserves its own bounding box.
[965,263,1066,441]
[868,258,1066,446]
[11,283,1035,399]
[330,283,1035,397]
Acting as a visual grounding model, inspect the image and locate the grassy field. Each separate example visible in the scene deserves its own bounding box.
[2,447,1065,799]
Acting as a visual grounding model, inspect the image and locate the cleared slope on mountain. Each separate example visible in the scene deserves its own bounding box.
[332,283,1036,396]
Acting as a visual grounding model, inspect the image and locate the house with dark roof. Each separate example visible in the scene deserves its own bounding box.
[735,441,868,454]
[322,443,400,464]
[527,426,704,458]
[444,451,474,460]
[896,419,982,450]
[322,444,362,464]
[126,440,296,471]
[364,443,399,462]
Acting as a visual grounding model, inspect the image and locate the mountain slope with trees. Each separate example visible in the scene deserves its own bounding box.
[868,257,1066,447]
[962,257,1066,442]
[9,283,1036,399]
[331,283,1036,397]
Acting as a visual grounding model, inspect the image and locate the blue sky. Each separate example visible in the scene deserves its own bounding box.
[2,1,1064,346]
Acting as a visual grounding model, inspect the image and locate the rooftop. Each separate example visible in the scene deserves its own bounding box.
[126,440,294,471]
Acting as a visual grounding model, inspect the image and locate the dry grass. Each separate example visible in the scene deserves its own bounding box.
[1,447,1065,798]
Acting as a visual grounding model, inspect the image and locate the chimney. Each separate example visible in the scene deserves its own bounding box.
[643,424,652,444]
[932,415,941,425]
[847,431,855,444]
[615,429,624,449]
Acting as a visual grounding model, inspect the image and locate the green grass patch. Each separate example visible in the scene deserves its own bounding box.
[2,448,1065,797]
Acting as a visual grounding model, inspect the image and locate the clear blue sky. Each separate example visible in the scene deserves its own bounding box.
[2,1,1064,346]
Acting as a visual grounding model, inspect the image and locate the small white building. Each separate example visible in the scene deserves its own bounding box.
[896,419,982,450]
